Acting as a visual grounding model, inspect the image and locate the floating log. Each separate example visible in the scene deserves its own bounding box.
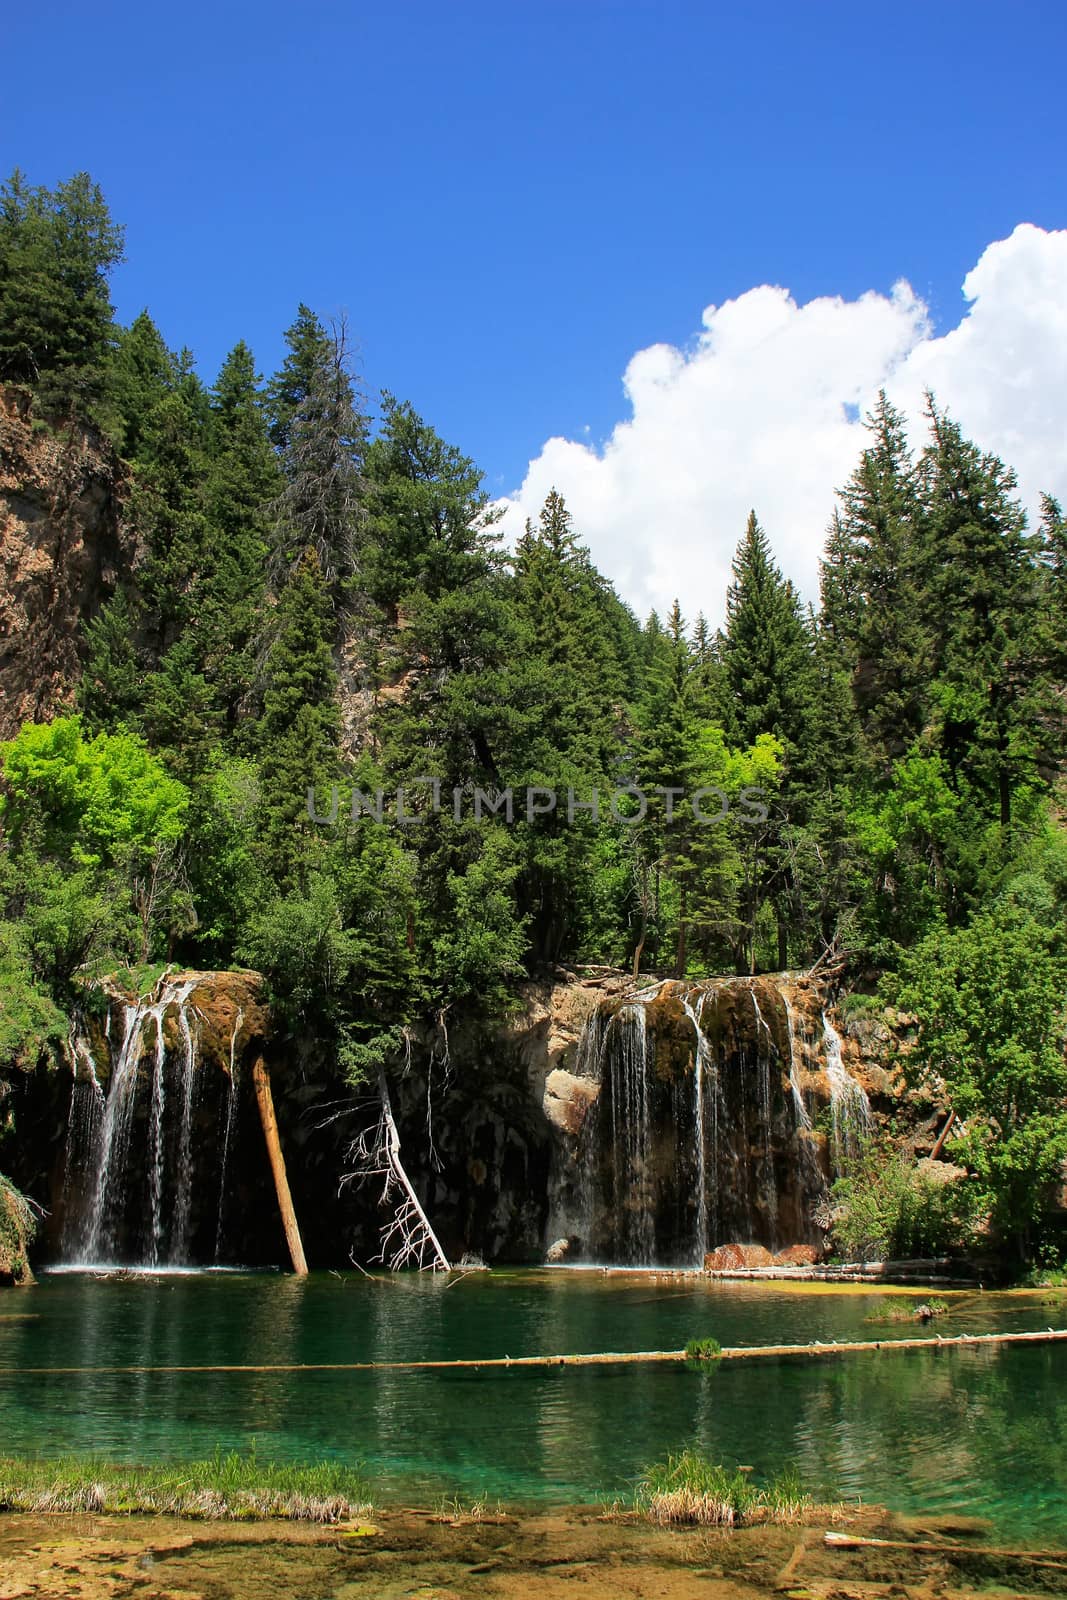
[825,1530,1067,1570]
[12,1325,1067,1376]
[251,1055,308,1276]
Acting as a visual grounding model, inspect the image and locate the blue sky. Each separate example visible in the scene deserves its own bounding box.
[5,2,1066,614]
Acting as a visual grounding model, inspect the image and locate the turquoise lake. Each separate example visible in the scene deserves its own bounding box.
[2,1269,1065,1542]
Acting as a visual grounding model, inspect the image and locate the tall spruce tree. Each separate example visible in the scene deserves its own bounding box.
[256,549,341,887]
[0,169,124,417]
[201,341,280,734]
[919,399,1048,830]
[265,303,332,452]
[721,512,821,968]
[820,392,928,767]
[271,314,367,601]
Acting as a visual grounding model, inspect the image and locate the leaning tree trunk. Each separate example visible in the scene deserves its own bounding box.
[252,1056,309,1275]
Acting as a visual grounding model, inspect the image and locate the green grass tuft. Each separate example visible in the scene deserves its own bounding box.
[636,1449,817,1527]
[864,1295,950,1326]
[683,1336,722,1366]
[0,1446,372,1523]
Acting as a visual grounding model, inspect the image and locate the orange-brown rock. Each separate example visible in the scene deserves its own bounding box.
[0,386,133,738]
[704,1243,777,1271]
[774,1243,821,1266]
[97,969,270,1077]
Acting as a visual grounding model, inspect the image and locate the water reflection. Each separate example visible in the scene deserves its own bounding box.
[1,1272,1065,1540]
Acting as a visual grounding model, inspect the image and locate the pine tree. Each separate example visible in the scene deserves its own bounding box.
[919,399,1047,830]
[820,392,928,767]
[108,311,179,460]
[133,380,212,648]
[256,550,341,886]
[78,588,145,732]
[265,303,332,453]
[721,513,823,968]
[510,490,634,960]
[272,314,367,602]
[364,396,518,786]
[201,341,280,732]
[722,512,818,769]
[0,169,124,417]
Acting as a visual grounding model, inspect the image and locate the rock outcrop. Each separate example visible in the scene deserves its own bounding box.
[0,386,133,739]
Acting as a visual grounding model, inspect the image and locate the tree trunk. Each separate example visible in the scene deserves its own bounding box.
[675,878,687,977]
[376,1065,450,1271]
[252,1056,308,1275]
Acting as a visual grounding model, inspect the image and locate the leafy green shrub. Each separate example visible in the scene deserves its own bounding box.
[830,1144,976,1262]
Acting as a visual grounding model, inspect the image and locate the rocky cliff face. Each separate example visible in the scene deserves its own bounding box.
[6,965,927,1273]
[0,386,132,739]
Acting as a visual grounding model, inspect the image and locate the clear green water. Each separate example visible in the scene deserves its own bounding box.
[2,1270,1066,1542]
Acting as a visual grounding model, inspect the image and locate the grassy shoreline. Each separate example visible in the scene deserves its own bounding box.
[0,1448,373,1522]
[0,1448,838,1530]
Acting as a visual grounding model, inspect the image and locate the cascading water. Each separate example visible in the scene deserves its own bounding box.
[554,975,836,1266]
[821,1011,872,1173]
[82,997,153,1263]
[62,975,232,1268]
[784,997,827,1196]
[170,1002,201,1265]
[748,986,780,1247]
[681,991,710,1264]
[214,1007,244,1263]
[60,1016,106,1259]
[605,1004,655,1264]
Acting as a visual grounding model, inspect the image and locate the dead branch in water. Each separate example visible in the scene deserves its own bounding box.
[344,1063,450,1272]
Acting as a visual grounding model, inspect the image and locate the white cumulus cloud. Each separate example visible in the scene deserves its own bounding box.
[499,224,1067,626]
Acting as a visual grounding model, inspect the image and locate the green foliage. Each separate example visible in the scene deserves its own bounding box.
[683,1336,722,1364]
[830,1143,976,1262]
[6,165,1067,1270]
[0,717,189,978]
[240,824,417,1084]
[0,921,67,1067]
[0,1173,38,1282]
[0,169,124,418]
[864,1295,951,1325]
[0,716,188,867]
[889,911,1067,1254]
[256,550,341,887]
[272,312,366,595]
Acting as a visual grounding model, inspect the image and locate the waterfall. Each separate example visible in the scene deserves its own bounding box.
[556,974,841,1267]
[170,1002,201,1264]
[68,975,211,1267]
[214,1007,244,1263]
[606,1004,655,1264]
[784,996,827,1198]
[749,985,779,1247]
[681,991,709,1264]
[822,1011,872,1173]
[60,1015,106,1259]
[82,997,152,1263]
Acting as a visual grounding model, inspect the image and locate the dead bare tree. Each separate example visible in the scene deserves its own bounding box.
[344,1060,450,1272]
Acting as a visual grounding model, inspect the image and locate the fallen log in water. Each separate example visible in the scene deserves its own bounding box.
[11,1325,1067,1376]
[825,1529,1067,1572]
